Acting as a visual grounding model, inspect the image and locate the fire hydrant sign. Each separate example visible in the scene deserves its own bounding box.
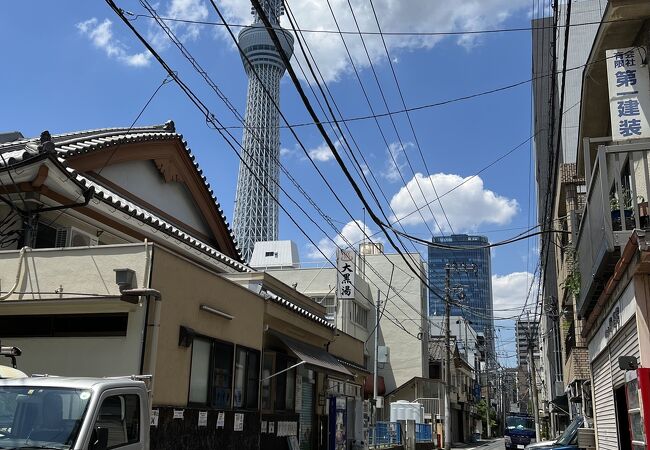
[336,249,355,300]
[606,47,650,141]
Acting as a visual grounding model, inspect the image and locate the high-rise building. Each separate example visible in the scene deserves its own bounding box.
[232,0,294,262]
[428,234,495,358]
[515,319,540,368]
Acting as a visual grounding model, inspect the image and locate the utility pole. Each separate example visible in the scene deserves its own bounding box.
[485,360,491,438]
[444,265,452,450]
[527,311,541,442]
[373,289,381,444]
[444,263,477,450]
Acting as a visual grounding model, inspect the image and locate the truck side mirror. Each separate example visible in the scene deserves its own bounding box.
[89,426,108,450]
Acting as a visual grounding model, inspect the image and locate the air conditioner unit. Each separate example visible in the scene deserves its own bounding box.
[55,227,98,248]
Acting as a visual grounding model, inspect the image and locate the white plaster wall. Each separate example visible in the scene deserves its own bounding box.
[0,244,149,377]
[364,253,427,393]
[101,160,211,236]
[588,278,636,361]
[266,267,373,345]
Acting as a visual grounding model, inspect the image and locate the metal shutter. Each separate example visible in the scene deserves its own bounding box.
[299,379,314,450]
[592,352,617,450]
[591,319,640,450]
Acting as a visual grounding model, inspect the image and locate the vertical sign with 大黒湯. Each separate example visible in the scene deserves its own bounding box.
[606,47,650,141]
[336,249,355,300]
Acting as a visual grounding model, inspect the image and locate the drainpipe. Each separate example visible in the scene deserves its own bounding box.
[122,287,161,410]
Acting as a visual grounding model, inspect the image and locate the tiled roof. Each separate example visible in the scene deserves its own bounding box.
[0,122,243,263]
[264,291,335,329]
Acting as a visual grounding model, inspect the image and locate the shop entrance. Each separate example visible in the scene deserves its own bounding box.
[614,385,631,450]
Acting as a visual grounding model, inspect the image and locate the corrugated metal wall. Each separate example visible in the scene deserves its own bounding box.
[591,320,640,450]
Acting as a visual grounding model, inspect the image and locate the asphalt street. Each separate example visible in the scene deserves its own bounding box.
[452,438,504,450]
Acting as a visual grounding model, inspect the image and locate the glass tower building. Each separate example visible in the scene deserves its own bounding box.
[428,234,496,358]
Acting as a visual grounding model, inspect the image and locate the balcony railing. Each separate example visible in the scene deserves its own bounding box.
[414,397,441,421]
[576,138,650,317]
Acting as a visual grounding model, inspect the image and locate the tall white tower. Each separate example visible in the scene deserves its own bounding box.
[232,0,294,262]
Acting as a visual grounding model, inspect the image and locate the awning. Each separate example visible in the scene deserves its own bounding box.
[275,333,353,378]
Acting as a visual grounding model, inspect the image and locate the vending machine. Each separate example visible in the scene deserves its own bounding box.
[625,367,650,450]
[329,396,347,450]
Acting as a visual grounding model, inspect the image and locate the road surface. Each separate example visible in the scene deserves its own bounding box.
[452,438,504,450]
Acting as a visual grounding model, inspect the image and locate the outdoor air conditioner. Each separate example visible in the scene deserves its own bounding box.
[55,227,99,248]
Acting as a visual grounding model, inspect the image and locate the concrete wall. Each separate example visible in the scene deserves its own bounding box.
[149,246,265,406]
[364,253,428,393]
[0,244,149,376]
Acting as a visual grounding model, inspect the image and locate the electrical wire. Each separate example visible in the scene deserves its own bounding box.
[109,0,428,341]
[124,12,638,38]
[366,0,455,234]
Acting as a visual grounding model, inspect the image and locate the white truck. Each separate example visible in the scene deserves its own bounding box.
[0,375,151,450]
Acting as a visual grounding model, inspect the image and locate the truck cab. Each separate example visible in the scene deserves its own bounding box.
[0,376,149,450]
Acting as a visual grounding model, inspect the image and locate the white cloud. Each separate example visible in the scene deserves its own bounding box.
[78,1,209,66]
[308,142,334,162]
[491,272,538,319]
[217,0,529,82]
[307,140,343,162]
[307,219,381,259]
[383,142,413,182]
[149,0,209,49]
[389,173,518,232]
[76,18,151,67]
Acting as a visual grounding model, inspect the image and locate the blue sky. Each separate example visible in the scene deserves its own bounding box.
[0,0,550,366]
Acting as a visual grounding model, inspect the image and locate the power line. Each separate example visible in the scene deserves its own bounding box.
[287,0,439,261]
[247,0,440,305]
[109,0,428,341]
[125,12,635,38]
[366,0,455,234]
[215,49,628,131]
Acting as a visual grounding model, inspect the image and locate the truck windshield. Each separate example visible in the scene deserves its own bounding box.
[505,416,535,432]
[0,386,91,450]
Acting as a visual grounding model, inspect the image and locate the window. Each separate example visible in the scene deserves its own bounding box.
[233,347,260,410]
[260,351,297,412]
[212,341,234,409]
[429,362,441,380]
[33,221,58,248]
[188,337,234,409]
[351,302,368,328]
[0,314,128,337]
[96,394,140,449]
[265,251,276,257]
[189,338,211,404]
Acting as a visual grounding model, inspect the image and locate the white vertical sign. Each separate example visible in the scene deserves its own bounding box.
[336,249,355,299]
[606,47,650,141]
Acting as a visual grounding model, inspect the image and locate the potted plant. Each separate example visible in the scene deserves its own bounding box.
[610,188,643,228]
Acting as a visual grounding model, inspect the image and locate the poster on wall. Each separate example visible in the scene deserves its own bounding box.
[173,409,184,420]
[234,413,244,431]
[216,412,225,429]
[198,411,208,427]
[606,47,650,140]
[150,409,159,427]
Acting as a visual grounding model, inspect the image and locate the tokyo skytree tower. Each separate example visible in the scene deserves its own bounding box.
[232,0,294,262]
